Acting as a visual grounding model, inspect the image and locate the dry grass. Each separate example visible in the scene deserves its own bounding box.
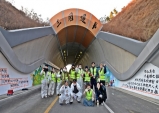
[0,0,48,30]
[102,0,159,42]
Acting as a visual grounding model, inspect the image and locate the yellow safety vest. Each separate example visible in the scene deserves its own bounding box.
[90,67,97,76]
[63,72,69,81]
[51,73,56,82]
[70,70,76,79]
[84,72,90,82]
[41,71,47,81]
[77,69,84,79]
[57,72,62,83]
[86,89,93,100]
[99,68,105,81]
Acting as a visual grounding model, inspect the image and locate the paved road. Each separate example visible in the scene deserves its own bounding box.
[106,87,159,113]
[49,97,109,113]
[0,87,159,113]
[0,91,56,113]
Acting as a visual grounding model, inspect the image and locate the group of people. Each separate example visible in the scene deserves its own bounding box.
[40,62,107,107]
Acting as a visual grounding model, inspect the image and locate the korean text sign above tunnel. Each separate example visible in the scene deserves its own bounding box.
[50,8,103,37]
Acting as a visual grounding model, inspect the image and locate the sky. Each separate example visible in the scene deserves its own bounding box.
[6,0,131,21]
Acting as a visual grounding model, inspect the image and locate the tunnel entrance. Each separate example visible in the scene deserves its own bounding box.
[49,8,103,65]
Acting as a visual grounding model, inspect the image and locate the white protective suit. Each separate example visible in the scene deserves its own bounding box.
[56,72,62,95]
[48,72,56,96]
[59,85,71,104]
[70,82,82,102]
[40,70,49,98]
[77,68,84,92]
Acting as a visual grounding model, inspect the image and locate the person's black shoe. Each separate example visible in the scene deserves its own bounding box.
[70,102,73,104]
[77,101,81,103]
[59,103,63,105]
[57,94,61,96]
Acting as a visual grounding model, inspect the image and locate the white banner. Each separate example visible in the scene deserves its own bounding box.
[117,63,159,100]
[0,53,33,95]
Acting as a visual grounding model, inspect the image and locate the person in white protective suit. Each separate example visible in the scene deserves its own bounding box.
[70,79,82,104]
[76,64,84,92]
[75,65,79,73]
[59,81,71,105]
[48,68,56,96]
[56,68,63,96]
[40,66,49,98]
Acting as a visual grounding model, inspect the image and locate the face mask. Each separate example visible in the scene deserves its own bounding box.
[79,66,81,69]
[63,69,66,72]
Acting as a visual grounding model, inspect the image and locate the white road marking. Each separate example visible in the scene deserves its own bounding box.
[103,102,114,113]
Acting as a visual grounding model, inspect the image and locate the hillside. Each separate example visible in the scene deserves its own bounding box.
[102,0,159,42]
[0,0,48,30]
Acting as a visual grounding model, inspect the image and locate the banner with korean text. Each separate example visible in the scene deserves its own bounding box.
[0,52,33,95]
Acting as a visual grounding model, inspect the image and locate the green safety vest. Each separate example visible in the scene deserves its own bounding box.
[70,70,76,79]
[63,72,69,81]
[57,72,62,83]
[90,67,97,75]
[51,73,56,82]
[77,69,83,79]
[84,72,90,82]
[86,89,93,101]
[41,71,46,81]
[99,68,105,81]
[47,71,51,77]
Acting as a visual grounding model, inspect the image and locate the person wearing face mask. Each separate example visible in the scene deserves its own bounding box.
[40,66,49,98]
[100,82,107,103]
[90,62,98,90]
[70,79,82,104]
[62,67,70,84]
[75,65,79,72]
[69,64,77,86]
[95,82,105,106]
[83,66,91,88]
[48,68,56,96]
[98,63,106,86]
[59,81,71,105]
[56,68,64,96]
[83,83,95,107]
[76,64,84,91]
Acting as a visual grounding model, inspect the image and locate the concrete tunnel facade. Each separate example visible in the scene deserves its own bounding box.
[1,8,159,81]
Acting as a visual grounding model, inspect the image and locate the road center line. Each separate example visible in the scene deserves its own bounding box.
[103,102,114,113]
[44,96,59,113]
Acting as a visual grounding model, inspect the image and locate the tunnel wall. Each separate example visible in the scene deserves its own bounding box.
[12,34,64,68]
[0,52,32,95]
[1,26,159,81]
[13,35,53,65]
[79,29,159,80]
[79,38,137,74]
